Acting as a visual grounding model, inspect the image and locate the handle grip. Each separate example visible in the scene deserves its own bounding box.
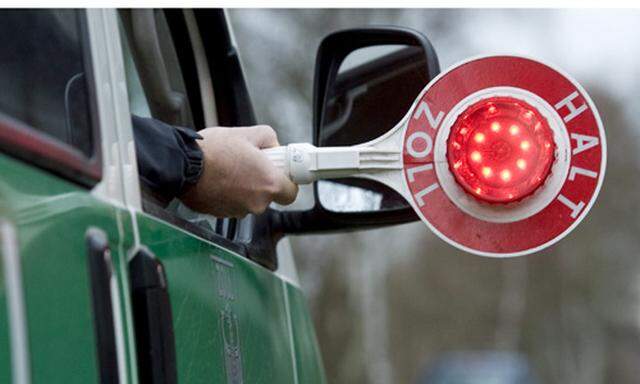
[262,146,289,175]
[261,143,402,184]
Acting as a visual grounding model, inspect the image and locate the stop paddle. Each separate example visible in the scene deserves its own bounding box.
[263,55,606,257]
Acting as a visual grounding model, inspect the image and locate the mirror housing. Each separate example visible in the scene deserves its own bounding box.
[276,27,440,234]
[314,27,440,137]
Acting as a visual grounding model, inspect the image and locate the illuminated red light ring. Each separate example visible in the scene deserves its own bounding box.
[433,87,571,224]
[446,96,556,204]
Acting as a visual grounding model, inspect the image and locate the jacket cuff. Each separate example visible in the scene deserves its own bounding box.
[173,126,204,188]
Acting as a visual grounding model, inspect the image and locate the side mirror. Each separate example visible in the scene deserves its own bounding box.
[277,27,440,233]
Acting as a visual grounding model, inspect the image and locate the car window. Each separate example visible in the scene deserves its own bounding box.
[119,10,195,129]
[119,10,227,237]
[0,9,95,157]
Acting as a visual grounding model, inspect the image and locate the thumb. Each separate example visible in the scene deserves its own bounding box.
[272,171,299,206]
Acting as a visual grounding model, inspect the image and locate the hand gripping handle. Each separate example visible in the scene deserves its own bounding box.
[262,143,402,184]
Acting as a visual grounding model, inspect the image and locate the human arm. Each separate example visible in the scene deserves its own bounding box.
[131,115,298,217]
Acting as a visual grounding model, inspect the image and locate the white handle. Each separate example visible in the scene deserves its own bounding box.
[262,143,402,184]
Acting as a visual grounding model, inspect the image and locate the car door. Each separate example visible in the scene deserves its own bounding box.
[117,9,323,384]
[0,9,136,384]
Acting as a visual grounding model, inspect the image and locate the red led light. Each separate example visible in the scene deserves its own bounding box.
[447,96,556,204]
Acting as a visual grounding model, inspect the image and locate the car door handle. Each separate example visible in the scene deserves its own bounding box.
[129,247,177,384]
[86,227,119,384]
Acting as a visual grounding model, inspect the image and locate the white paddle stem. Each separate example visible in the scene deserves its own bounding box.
[262,143,402,184]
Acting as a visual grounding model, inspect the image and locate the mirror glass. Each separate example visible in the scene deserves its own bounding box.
[318,44,432,213]
[338,44,406,74]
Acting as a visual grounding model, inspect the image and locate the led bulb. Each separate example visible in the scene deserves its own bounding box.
[447,96,556,203]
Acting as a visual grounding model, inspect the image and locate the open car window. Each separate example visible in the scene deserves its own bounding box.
[119,10,232,239]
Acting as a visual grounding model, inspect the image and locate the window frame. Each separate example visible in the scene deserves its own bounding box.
[0,10,102,187]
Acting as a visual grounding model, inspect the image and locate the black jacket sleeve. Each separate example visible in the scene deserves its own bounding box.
[131,115,204,200]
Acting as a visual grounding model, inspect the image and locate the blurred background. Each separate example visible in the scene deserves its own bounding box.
[228,9,640,384]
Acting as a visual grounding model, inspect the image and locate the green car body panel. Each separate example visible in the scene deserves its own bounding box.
[0,153,326,382]
[0,153,135,383]
[287,285,327,384]
[137,213,303,383]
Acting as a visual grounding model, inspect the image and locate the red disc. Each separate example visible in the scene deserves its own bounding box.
[402,55,606,256]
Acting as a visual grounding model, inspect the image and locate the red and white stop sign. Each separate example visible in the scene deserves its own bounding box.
[402,55,606,256]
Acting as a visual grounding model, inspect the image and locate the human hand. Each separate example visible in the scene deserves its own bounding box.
[180,125,298,218]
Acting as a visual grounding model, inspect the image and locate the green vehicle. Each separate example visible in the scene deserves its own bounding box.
[0,9,437,383]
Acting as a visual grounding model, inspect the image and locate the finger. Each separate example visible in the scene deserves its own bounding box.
[244,125,280,149]
[272,172,299,205]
